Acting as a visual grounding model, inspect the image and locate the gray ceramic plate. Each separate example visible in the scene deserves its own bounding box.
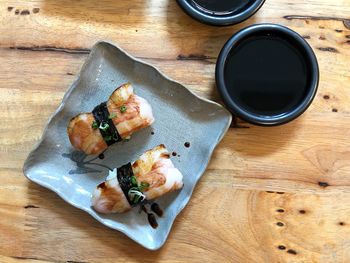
[23,41,232,250]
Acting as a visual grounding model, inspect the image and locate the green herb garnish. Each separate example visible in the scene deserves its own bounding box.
[129,186,139,191]
[133,194,141,204]
[131,176,138,186]
[127,178,149,204]
[120,105,127,113]
[128,175,149,205]
[91,121,98,129]
[128,188,145,204]
[104,135,112,142]
[109,113,117,119]
[139,182,150,191]
[99,122,109,131]
[112,133,119,141]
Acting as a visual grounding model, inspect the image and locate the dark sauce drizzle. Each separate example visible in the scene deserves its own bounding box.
[116,163,164,229]
[140,202,163,229]
[151,203,163,217]
[92,102,121,146]
[148,213,158,229]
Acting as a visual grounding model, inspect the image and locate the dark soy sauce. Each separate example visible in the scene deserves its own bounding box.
[192,0,253,14]
[224,34,309,116]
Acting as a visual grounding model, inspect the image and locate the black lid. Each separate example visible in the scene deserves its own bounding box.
[177,0,265,26]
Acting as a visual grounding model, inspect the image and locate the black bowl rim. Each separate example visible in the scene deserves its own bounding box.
[215,23,319,126]
[176,0,266,26]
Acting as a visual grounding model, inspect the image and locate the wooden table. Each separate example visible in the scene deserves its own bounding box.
[1,0,349,262]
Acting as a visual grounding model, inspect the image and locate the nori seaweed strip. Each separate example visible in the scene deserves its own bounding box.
[92,102,121,146]
[117,163,134,205]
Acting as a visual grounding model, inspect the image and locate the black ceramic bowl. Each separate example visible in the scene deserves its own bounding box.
[176,0,265,26]
[216,24,319,126]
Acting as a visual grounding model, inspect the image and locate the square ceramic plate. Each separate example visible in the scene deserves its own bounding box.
[23,41,232,250]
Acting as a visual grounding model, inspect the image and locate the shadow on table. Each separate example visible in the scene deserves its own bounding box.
[40,0,148,25]
[163,1,301,156]
[24,181,175,262]
[164,0,262,64]
[230,116,302,156]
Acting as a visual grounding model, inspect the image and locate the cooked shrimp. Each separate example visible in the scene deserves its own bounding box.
[92,145,183,214]
[132,144,184,200]
[67,83,154,155]
[92,169,131,213]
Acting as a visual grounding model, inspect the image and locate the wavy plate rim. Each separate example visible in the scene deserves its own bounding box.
[23,40,232,250]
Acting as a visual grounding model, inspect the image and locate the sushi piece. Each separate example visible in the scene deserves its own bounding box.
[92,144,183,214]
[67,83,154,155]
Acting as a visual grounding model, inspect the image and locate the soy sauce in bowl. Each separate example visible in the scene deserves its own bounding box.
[225,34,309,116]
[216,24,319,126]
[191,0,254,15]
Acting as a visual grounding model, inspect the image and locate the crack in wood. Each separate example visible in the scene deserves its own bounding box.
[5,46,216,64]
[317,47,338,53]
[11,256,85,262]
[231,174,324,188]
[9,45,91,54]
[11,256,40,261]
[177,54,215,61]
[136,55,215,65]
[20,9,30,15]
[287,249,298,255]
[24,204,39,209]
[318,182,329,188]
[283,15,350,29]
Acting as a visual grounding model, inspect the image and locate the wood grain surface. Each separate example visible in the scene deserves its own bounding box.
[0,0,350,262]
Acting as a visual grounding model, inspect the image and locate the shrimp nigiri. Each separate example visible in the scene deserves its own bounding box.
[92,144,183,214]
[67,83,154,155]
